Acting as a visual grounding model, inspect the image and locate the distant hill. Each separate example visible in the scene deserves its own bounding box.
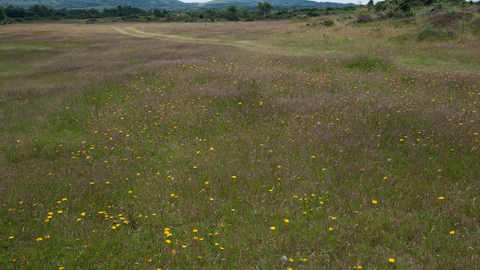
[199,0,355,8]
[0,0,355,9]
[0,0,192,8]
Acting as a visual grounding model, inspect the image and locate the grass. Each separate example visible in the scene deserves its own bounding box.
[0,18,480,269]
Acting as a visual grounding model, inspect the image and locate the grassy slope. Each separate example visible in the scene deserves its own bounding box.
[0,18,479,269]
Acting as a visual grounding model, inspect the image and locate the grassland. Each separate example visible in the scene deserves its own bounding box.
[1,17,480,269]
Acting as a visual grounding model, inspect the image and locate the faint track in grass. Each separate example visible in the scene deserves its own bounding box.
[113,26,221,44]
[112,26,291,54]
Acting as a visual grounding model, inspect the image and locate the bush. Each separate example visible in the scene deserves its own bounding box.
[335,14,353,21]
[343,56,391,71]
[470,17,480,35]
[290,15,310,23]
[323,20,334,27]
[352,16,372,23]
[429,14,461,29]
[85,18,97,24]
[355,5,371,22]
[417,26,455,41]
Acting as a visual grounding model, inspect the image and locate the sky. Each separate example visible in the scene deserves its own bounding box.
[179,0,479,3]
[179,0,360,3]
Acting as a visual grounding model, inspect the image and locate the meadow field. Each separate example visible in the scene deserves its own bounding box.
[1,17,480,269]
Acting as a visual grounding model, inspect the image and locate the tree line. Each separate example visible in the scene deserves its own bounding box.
[0,0,478,23]
[0,4,146,20]
[0,2,357,22]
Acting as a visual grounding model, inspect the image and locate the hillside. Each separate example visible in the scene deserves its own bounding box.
[199,0,355,8]
[0,0,192,9]
[0,0,354,9]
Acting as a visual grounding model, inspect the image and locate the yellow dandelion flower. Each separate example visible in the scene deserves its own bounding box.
[450,231,455,234]
[166,240,171,244]
[9,236,14,240]
[270,226,276,230]
[329,227,334,231]
[438,197,444,200]
[284,219,289,223]
[372,200,378,204]
[389,258,395,263]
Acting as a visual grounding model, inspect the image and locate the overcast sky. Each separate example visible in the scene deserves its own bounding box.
[179,0,360,3]
[179,0,478,3]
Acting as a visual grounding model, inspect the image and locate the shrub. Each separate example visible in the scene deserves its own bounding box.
[417,26,455,41]
[429,14,461,29]
[470,17,480,35]
[290,15,310,23]
[323,20,334,27]
[335,14,353,21]
[85,18,97,24]
[355,5,371,22]
[343,56,391,71]
[352,16,372,23]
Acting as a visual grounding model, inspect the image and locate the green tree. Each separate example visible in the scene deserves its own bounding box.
[227,4,237,14]
[257,2,273,15]
[367,0,375,8]
[387,0,412,13]
[29,4,44,17]
[0,5,6,21]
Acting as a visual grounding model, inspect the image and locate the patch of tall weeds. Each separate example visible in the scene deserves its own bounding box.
[342,56,391,71]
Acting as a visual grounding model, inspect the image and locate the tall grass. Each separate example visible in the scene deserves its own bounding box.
[0,20,479,269]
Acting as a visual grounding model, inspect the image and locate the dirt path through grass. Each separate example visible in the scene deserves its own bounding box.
[112,26,303,55]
